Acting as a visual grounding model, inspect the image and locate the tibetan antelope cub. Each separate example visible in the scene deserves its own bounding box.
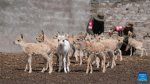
[36,31,58,64]
[93,34,124,68]
[73,36,106,74]
[57,33,70,73]
[73,33,87,65]
[128,31,147,57]
[13,34,53,73]
[37,30,57,43]
[53,32,75,66]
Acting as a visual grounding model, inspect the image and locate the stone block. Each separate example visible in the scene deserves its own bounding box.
[107,3,115,8]
[124,0,130,1]
[148,2,150,7]
[125,3,133,8]
[132,3,140,8]
[91,3,99,8]
[118,21,126,26]
[114,15,123,21]
[138,16,148,21]
[147,16,150,21]
[97,8,107,14]
[106,15,113,21]
[134,22,145,27]
[144,22,150,27]
[138,8,145,14]
[113,8,120,13]
[134,28,148,40]
[105,21,112,27]
[104,9,111,14]
[116,3,123,8]
[131,16,139,21]
[99,3,107,8]
[141,3,149,7]
[117,8,128,14]
[122,16,131,21]
[128,10,137,14]
[90,8,97,13]
[111,21,118,26]
[96,8,102,13]
[146,9,150,14]
[91,0,100,4]
[107,8,117,14]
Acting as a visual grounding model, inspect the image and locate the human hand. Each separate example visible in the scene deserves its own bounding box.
[109,30,114,36]
[124,48,129,51]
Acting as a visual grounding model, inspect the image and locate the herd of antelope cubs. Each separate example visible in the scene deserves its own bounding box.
[13,30,147,74]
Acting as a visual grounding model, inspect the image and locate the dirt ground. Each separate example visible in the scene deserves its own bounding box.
[0,52,150,84]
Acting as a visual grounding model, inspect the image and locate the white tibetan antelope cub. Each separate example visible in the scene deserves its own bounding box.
[57,33,70,73]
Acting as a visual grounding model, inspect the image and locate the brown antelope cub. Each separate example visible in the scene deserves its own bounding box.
[73,36,106,74]
[13,34,53,73]
[128,31,147,57]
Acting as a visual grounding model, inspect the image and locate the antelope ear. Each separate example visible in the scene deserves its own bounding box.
[42,30,44,35]
[87,33,89,36]
[72,34,74,38]
[83,33,87,37]
[66,33,69,38]
[94,34,96,37]
[94,34,97,37]
[122,36,124,39]
[21,34,23,39]
[101,33,104,35]
[67,32,69,34]
[83,33,87,40]
[62,31,65,35]
[64,33,67,37]
[42,34,44,41]
[57,32,60,37]
[73,41,76,44]
[57,31,60,34]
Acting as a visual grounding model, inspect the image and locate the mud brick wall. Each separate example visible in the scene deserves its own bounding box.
[0,0,90,52]
[91,0,150,54]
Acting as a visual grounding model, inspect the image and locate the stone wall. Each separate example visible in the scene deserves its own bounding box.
[0,0,149,54]
[0,0,90,52]
[91,0,150,54]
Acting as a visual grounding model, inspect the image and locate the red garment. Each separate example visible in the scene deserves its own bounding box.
[88,20,93,30]
[115,26,123,32]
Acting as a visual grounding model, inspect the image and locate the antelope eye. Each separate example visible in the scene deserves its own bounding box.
[39,41,41,42]
[58,39,60,42]
[91,38,93,40]
[17,40,20,42]
[63,40,64,42]
[77,39,80,41]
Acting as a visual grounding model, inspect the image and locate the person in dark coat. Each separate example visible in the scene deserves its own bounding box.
[86,12,106,35]
[109,22,136,55]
